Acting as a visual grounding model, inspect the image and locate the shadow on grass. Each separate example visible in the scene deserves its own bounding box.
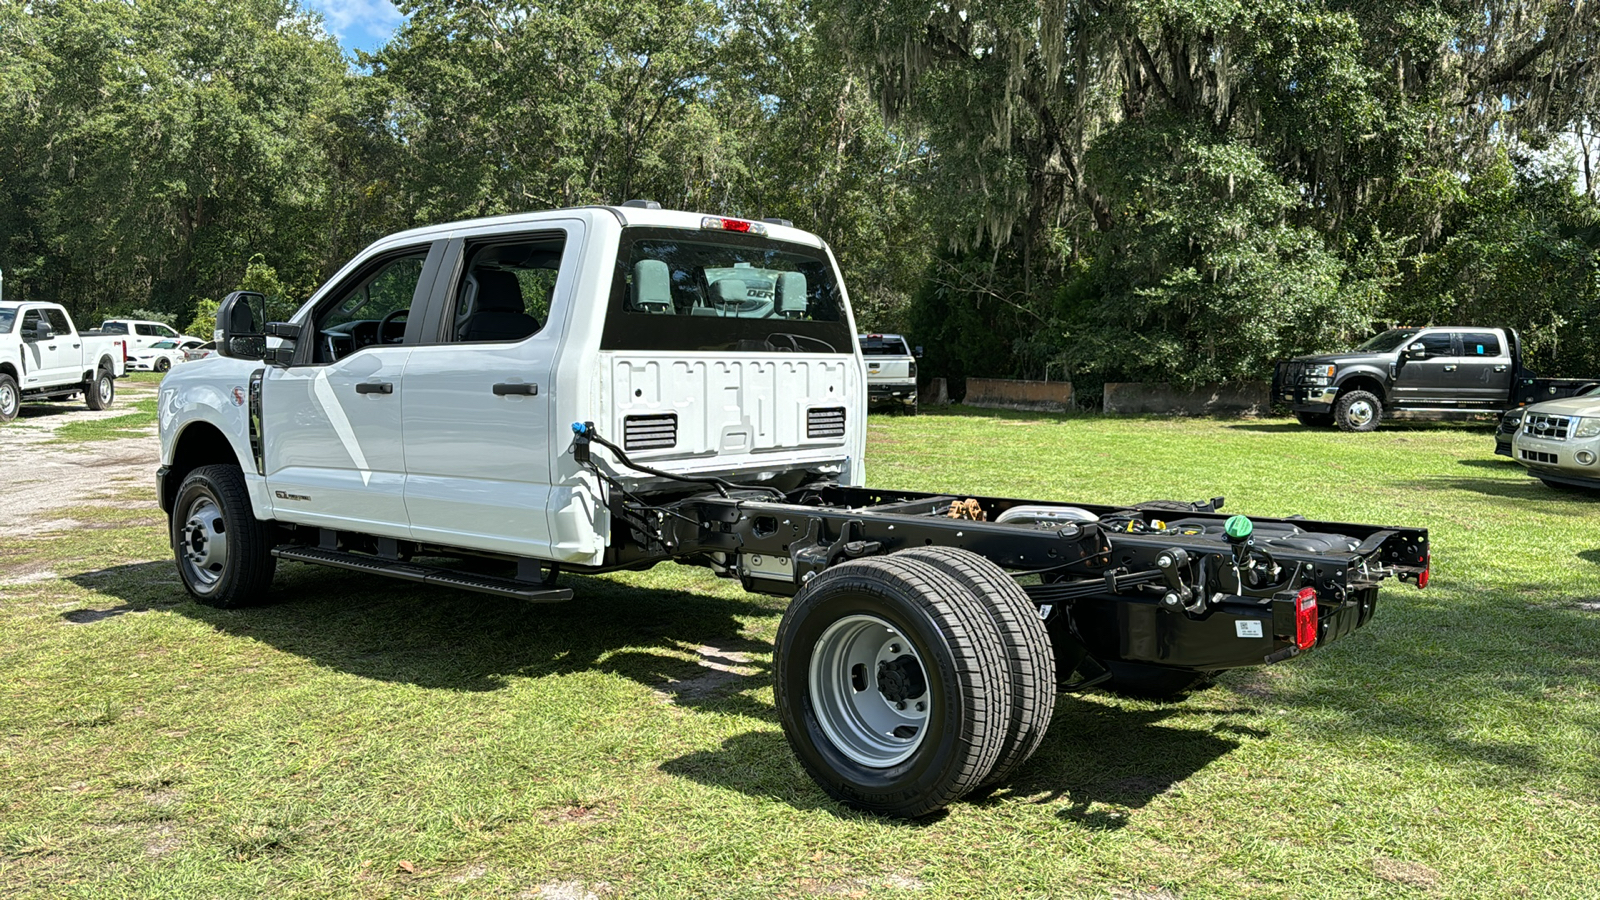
[1457,457,1518,470]
[1226,420,1490,434]
[1392,475,1552,502]
[661,698,1253,826]
[67,559,778,710]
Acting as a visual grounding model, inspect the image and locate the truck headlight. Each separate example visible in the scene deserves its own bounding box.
[1574,417,1600,439]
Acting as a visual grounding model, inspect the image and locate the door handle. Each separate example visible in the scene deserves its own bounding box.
[1494,365,1507,372]
[46,344,57,350]
[355,382,394,395]
[1443,365,1458,372]
[72,343,80,348]
[493,382,539,396]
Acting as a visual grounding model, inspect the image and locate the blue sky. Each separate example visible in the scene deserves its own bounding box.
[303,0,405,55]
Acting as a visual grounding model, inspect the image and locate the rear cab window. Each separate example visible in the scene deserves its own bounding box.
[601,227,852,354]
[860,335,910,356]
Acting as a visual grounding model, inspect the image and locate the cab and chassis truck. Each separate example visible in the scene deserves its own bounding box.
[158,205,1429,817]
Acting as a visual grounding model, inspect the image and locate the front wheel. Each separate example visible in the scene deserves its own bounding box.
[84,369,115,411]
[1334,390,1382,432]
[171,464,277,607]
[0,373,19,423]
[775,556,1011,817]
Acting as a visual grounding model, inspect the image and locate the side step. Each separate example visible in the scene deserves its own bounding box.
[272,546,573,603]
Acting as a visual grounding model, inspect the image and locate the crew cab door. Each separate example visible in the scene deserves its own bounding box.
[1392,331,1458,406]
[16,308,70,386]
[401,226,576,558]
[261,242,444,538]
[1453,330,1513,406]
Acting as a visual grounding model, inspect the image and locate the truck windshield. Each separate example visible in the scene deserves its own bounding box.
[602,227,853,354]
[1355,329,1421,352]
[0,309,14,333]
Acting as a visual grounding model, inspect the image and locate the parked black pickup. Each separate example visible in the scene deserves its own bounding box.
[1273,326,1599,432]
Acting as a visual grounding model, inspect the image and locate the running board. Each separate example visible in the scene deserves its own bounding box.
[272,546,573,603]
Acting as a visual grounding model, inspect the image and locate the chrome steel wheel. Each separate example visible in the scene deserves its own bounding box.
[97,374,114,404]
[1345,398,1375,427]
[178,496,228,589]
[0,380,17,420]
[808,614,930,767]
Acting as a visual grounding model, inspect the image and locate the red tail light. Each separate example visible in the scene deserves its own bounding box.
[700,215,767,235]
[1418,556,1430,589]
[1295,587,1318,650]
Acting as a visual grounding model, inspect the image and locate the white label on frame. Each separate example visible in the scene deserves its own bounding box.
[1235,620,1264,639]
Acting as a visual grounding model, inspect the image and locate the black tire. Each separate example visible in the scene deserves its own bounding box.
[84,368,115,411]
[906,398,919,416]
[1334,390,1382,432]
[170,464,276,607]
[1102,660,1209,699]
[1294,411,1334,427]
[891,548,1055,788]
[154,357,171,373]
[775,555,1012,817]
[0,372,19,423]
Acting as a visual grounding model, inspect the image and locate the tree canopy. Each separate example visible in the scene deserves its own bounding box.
[3,0,1599,386]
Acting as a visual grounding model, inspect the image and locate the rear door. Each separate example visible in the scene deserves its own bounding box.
[401,225,576,558]
[1453,330,1513,406]
[1391,330,1458,406]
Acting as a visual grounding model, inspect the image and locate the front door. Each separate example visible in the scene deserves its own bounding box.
[261,244,439,537]
[402,228,575,558]
[17,309,68,386]
[1391,331,1458,406]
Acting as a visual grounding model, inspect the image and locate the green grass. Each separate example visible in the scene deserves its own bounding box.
[2,408,1597,898]
[49,397,159,443]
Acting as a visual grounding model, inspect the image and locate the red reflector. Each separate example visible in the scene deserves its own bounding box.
[1295,587,1318,650]
[1418,558,1430,589]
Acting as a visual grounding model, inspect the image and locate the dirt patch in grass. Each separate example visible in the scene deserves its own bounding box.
[0,381,161,537]
[1372,856,1440,889]
[655,639,764,701]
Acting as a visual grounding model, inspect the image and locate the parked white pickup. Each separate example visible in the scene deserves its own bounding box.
[0,301,128,423]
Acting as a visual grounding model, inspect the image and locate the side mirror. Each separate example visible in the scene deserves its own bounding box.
[215,290,269,361]
[1405,344,1427,360]
[913,345,925,358]
[35,323,54,341]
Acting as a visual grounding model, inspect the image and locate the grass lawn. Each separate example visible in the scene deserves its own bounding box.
[1,408,1596,898]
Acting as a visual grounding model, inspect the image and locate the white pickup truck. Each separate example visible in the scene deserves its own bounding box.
[0,301,128,423]
[157,205,1429,817]
[858,332,919,414]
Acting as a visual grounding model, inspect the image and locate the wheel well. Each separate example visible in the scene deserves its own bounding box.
[164,422,242,513]
[1336,375,1386,404]
[0,362,17,382]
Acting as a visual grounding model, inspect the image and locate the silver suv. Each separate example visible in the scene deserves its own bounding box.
[1511,384,1600,490]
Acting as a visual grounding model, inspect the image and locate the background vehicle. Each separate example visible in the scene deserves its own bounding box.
[1509,385,1600,490]
[1274,327,1598,432]
[96,318,200,351]
[858,332,919,414]
[128,338,205,372]
[158,206,1428,818]
[0,301,127,422]
[183,341,217,362]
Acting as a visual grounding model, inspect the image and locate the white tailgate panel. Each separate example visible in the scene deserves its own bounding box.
[611,355,851,460]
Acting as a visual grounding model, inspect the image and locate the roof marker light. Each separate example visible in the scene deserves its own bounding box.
[701,216,767,236]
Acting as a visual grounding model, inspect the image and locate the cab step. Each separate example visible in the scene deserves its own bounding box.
[272,546,573,603]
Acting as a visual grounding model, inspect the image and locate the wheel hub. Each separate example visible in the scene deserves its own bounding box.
[808,614,931,767]
[178,497,227,587]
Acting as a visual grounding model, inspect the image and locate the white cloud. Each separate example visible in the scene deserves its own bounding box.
[307,0,403,52]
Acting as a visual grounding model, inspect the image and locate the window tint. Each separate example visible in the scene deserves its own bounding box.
[159,324,179,337]
[1460,332,1503,356]
[447,237,562,343]
[603,227,852,353]
[136,323,161,336]
[1414,332,1455,356]
[0,309,14,333]
[312,250,429,362]
[100,321,128,334]
[44,309,72,334]
[21,310,45,339]
[860,336,910,356]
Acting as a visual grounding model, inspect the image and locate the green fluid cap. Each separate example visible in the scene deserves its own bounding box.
[1224,515,1254,541]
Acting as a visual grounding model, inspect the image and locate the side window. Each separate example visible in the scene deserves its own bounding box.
[447,236,563,344]
[21,310,45,340]
[311,250,430,363]
[100,321,128,335]
[1415,332,1455,356]
[44,309,72,335]
[159,324,180,338]
[1460,332,1503,357]
[136,323,161,336]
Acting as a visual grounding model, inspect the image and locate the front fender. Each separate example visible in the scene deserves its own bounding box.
[158,359,271,518]
[1334,365,1390,399]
